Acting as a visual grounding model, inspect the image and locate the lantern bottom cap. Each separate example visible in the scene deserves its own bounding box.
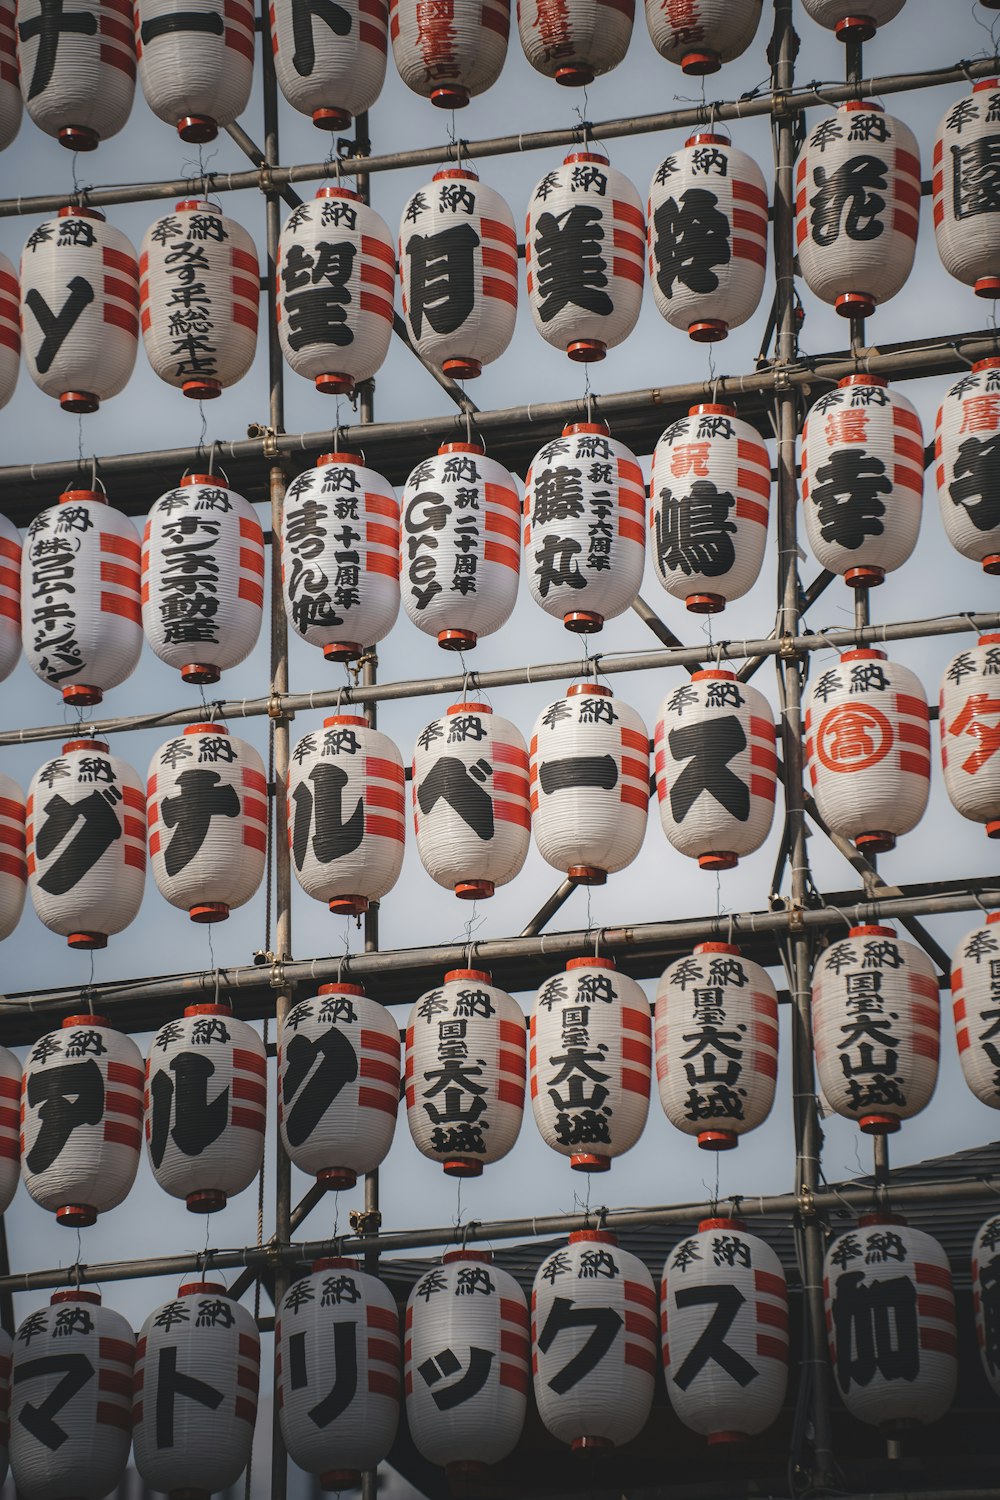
[681,50,721,74]
[571,1152,610,1172]
[983,553,1000,575]
[59,390,99,414]
[975,276,1000,298]
[177,115,218,143]
[442,1158,483,1177]
[313,107,352,130]
[698,851,738,871]
[62,682,102,705]
[568,865,607,885]
[316,372,355,395]
[708,1430,749,1446]
[555,64,594,86]
[698,1129,738,1150]
[834,15,877,39]
[180,662,221,685]
[446,1461,489,1477]
[442,356,481,380]
[318,1166,358,1191]
[567,339,606,362]
[182,378,222,400]
[845,564,885,588]
[564,610,604,632]
[455,879,494,900]
[854,830,896,854]
[67,930,108,950]
[431,85,469,108]
[689,319,728,343]
[859,1113,901,1135]
[329,894,369,915]
[58,124,99,151]
[572,1435,615,1452]
[56,1203,97,1226]
[189,902,230,923]
[835,291,876,319]
[438,628,477,650]
[987,818,1000,839]
[687,592,726,614]
[323,640,362,661]
[187,1188,227,1213]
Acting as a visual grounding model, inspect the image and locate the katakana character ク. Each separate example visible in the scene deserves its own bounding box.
[52,1305,93,1337]
[832,1270,919,1392]
[653,189,731,301]
[288,1321,358,1426]
[281,240,357,352]
[159,768,240,877]
[153,1300,191,1332]
[417,756,495,840]
[536,1296,623,1393]
[291,761,364,871]
[281,1027,359,1148]
[415,1269,448,1300]
[667,715,749,824]
[671,1239,702,1273]
[654,480,737,579]
[809,156,887,246]
[288,0,351,75]
[24,275,95,375]
[532,206,613,322]
[810,448,891,550]
[578,1249,619,1278]
[418,1345,494,1410]
[18,0,97,101]
[283,1279,316,1315]
[541,1250,572,1283]
[948,432,1000,534]
[148,1051,229,1165]
[456,1266,495,1295]
[25,1060,104,1176]
[671,1284,757,1390]
[405,223,480,339]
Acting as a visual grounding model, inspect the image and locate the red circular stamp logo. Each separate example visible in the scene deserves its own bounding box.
[816,704,893,773]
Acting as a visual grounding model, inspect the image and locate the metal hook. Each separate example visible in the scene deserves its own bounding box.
[463,404,473,447]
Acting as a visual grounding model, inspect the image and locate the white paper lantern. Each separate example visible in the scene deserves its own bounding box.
[399,169,517,379]
[0,0,20,150]
[405,1250,528,1471]
[135,0,255,140]
[526,151,644,361]
[644,0,761,72]
[972,1213,1000,1399]
[0,1045,20,1213]
[389,0,509,107]
[0,771,26,942]
[17,0,135,150]
[517,0,632,85]
[655,942,778,1150]
[934,358,1000,575]
[0,511,20,681]
[933,80,1000,299]
[272,0,388,129]
[0,255,19,410]
[20,208,139,412]
[140,198,259,399]
[939,633,1000,840]
[0,1324,8,1488]
[533,1230,657,1449]
[530,956,651,1171]
[277,1257,400,1487]
[800,0,903,39]
[147,722,267,921]
[405,968,526,1175]
[21,1013,143,1225]
[952,912,1000,1109]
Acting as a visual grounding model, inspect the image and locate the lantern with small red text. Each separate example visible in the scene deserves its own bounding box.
[0,772,25,942]
[0,255,18,411]
[272,0,388,129]
[935,361,1000,575]
[0,1046,19,1214]
[973,1214,1000,1398]
[952,913,1000,1109]
[135,0,255,141]
[933,81,1000,299]
[0,1,19,151]
[517,0,633,85]
[940,634,1000,840]
[17,0,135,150]
[800,0,904,39]
[389,0,509,107]
[644,0,762,73]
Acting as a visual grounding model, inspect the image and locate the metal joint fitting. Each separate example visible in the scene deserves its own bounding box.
[349,1208,382,1235]
[270,959,287,991]
[267,693,286,721]
[257,162,274,195]
[778,634,800,661]
[797,1185,815,1219]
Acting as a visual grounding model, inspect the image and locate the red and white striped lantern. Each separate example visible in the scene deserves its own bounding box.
[952,912,1000,1109]
[0,512,20,680]
[140,198,259,399]
[135,0,255,140]
[147,723,268,922]
[289,715,405,915]
[649,404,770,612]
[805,649,930,853]
[20,1014,143,1225]
[17,0,135,150]
[655,943,778,1150]
[405,1251,528,1470]
[20,207,139,413]
[812,924,939,1135]
[278,1258,400,1488]
[800,0,903,39]
[934,359,1000,576]
[653,670,776,869]
[0,254,19,410]
[524,421,645,632]
[401,442,520,650]
[0,1325,8,1489]
[940,634,1000,840]
[526,152,644,361]
[399,169,517,380]
[279,984,400,1189]
[644,0,762,72]
[661,1218,788,1442]
[517,0,632,85]
[933,81,1000,299]
[0,0,19,151]
[0,1046,19,1214]
[532,1230,657,1450]
[647,135,768,342]
[405,969,526,1176]
[0,772,26,942]
[389,0,509,107]
[795,103,920,319]
[272,0,388,129]
[133,1281,259,1496]
[27,739,145,949]
[530,956,651,1172]
[973,1214,1000,1398]
[824,1216,956,1428]
[10,1290,134,1499]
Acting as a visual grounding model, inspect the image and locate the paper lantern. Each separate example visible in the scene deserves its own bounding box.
[0,0,19,150]
[524,421,645,632]
[973,1213,1000,1398]
[517,0,632,85]
[0,771,26,942]
[644,0,761,72]
[649,403,770,612]
[824,1216,956,1428]
[939,634,1000,840]
[133,1280,259,1496]
[934,360,1000,575]
[795,102,920,319]
[135,0,255,140]
[530,956,651,1171]
[140,198,259,399]
[147,722,267,921]
[399,168,517,380]
[0,511,20,680]
[405,968,525,1175]
[17,0,134,150]
[800,0,903,38]
[952,912,1000,1109]
[805,649,930,853]
[389,0,509,107]
[0,1325,8,1489]
[812,924,939,1135]
[655,942,778,1150]
[20,1013,143,1225]
[271,0,388,129]
[526,151,644,361]
[933,80,1000,299]
[647,135,768,341]
[532,1230,657,1449]
[10,1290,134,1500]
[277,1258,400,1488]
[0,254,19,410]
[653,670,776,869]
[0,1045,19,1213]
[401,441,520,650]
[279,984,400,1189]
[661,1217,787,1441]
[20,207,139,413]
[145,1002,266,1213]
[405,1250,528,1471]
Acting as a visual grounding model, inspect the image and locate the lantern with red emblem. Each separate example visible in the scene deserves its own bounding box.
[655,943,778,1150]
[399,169,517,380]
[17,0,135,150]
[0,772,26,942]
[389,0,509,107]
[800,0,904,39]
[20,208,139,413]
[940,635,1000,840]
[405,1250,528,1471]
[805,649,931,853]
[21,1014,143,1225]
[526,152,644,361]
[533,1230,657,1449]
[517,0,632,85]
[0,1,19,151]
[530,957,651,1172]
[272,0,388,129]
[0,255,18,411]
[141,199,259,399]
[278,1258,400,1488]
[973,1214,1000,1398]
[935,361,1000,575]
[644,0,762,72]
[135,0,255,140]
[524,422,645,632]
[0,512,20,680]
[952,913,1000,1109]
[934,81,1000,299]
[0,1046,19,1214]
[405,969,525,1176]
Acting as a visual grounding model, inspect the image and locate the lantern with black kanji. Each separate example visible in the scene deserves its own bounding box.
[805,649,931,853]
[20,1014,144,1225]
[405,969,525,1176]
[952,913,1000,1109]
[135,0,255,140]
[800,0,903,38]
[530,957,651,1172]
[133,1281,259,1495]
[0,1324,8,1488]
[533,1230,657,1449]
[825,1217,956,1428]
[147,723,267,921]
[272,0,388,129]
[405,1250,529,1471]
[655,943,778,1150]
[20,208,139,413]
[0,0,19,151]
[973,1214,1000,1398]
[653,670,777,869]
[0,1045,19,1213]
[940,634,1000,840]
[649,403,770,612]
[389,0,509,107]
[0,771,25,941]
[10,1290,134,1499]
[17,0,135,150]
[526,152,644,361]
[644,0,761,72]
[517,0,633,85]
[140,199,259,399]
[935,361,1000,575]
[401,442,520,650]
[27,739,146,948]
[934,80,1000,299]
[524,421,645,632]
[0,255,18,411]
[278,1258,400,1487]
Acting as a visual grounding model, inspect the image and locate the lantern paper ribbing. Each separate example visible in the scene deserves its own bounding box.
[644,0,762,73]
[0,1046,19,1214]
[0,254,18,411]
[940,634,1000,839]
[389,0,509,107]
[517,0,633,86]
[272,0,388,129]
[952,913,1000,1109]
[0,0,19,151]
[934,358,1000,575]
[17,0,135,151]
[934,78,1000,300]
[135,0,256,140]
[0,1326,7,1488]
[800,0,904,39]
[973,1214,1000,1398]
[0,771,26,942]
[0,511,19,679]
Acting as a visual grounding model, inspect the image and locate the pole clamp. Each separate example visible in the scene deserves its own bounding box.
[797,1184,815,1219]
[349,1208,382,1236]
[267,692,288,722]
[270,957,287,990]
[257,161,274,195]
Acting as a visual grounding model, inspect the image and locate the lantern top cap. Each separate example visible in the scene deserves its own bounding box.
[175,198,221,214]
[58,204,105,222]
[432,168,479,183]
[180,473,228,490]
[837,374,887,389]
[840,648,887,663]
[311,1256,361,1271]
[987,912,1000,925]
[840,99,883,113]
[59,488,105,505]
[443,968,492,985]
[566,955,616,972]
[178,1281,229,1297]
[694,941,741,958]
[691,668,736,683]
[316,185,363,202]
[848,924,896,939]
[685,132,730,148]
[698,1216,746,1233]
[317,451,364,468]
[437,441,485,457]
[316,982,366,997]
[62,738,109,755]
[689,401,736,417]
[971,358,1000,374]
[184,722,229,735]
[62,1013,111,1029]
[447,701,491,716]
[857,1212,908,1228]
[183,1003,233,1019]
[974,78,999,92]
[561,420,610,437]
[566,682,611,698]
[564,150,609,166]
[442,1248,493,1264]
[51,1288,102,1305]
[323,714,369,729]
[980,633,1000,648]
[569,1229,617,1245]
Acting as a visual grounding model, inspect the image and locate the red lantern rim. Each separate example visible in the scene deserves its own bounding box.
[566,682,611,697]
[323,714,369,729]
[568,1228,617,1245]
[694,941,741,957]
[317,451,364,467]
[177,1281,229,1297]
[62,1013,111,1029]
[848,924,896,939]
[316,982,366,996]
[58,204,105,222]
[561,420,611,437]
[563,150,609,166]
[840,99,883,113]
[184,722,229,736]
[183,1002,233,1018]
[442,1248,493,1263]
[443,968,492,984]
[447,701,491,715]
[691,668,736,683]
[566,955,616,972]
[697,1216,747,1233]
[432,167,479,183]
[58,488,105,505]
[51,1287,102,1305]
[62,738,109,755]
[839,648,887,663]
[315,185,363,202]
